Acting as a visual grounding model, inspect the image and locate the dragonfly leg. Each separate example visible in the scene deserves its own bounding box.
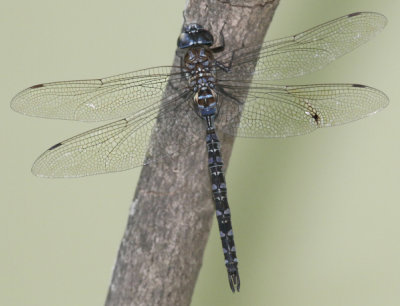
[210,22,226,53]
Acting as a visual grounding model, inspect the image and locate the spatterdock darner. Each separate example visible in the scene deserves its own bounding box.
[11,12,388,292]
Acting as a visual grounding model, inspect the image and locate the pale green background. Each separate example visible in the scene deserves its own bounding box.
[1,0,399,305]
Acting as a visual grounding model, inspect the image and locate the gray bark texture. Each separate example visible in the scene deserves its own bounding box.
[105,0,279,305]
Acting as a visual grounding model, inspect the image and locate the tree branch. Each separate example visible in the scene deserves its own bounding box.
[105,0,279,305]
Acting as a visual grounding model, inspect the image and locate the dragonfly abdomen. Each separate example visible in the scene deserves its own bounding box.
[205,118,240,292]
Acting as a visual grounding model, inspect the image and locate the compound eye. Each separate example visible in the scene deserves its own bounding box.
[177,33,192,48]
[198,31,214,46]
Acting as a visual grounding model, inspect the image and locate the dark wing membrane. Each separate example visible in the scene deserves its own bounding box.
[11,66,185,121]
[31,91,199,178]
[218,83,388,138]
[217,12,387,81]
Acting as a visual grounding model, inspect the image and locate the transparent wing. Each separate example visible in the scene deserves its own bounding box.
[31,90,200,178]
[217,12,387,81]
[11,66,185,121]
[217,83,388,138]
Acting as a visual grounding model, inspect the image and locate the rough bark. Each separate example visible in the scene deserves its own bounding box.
[105,0,279,305]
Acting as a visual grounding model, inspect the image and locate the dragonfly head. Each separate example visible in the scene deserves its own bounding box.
[177,23,214,49]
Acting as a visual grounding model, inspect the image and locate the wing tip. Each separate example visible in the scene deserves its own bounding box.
[352,83,390,109]
[346,11,388,28]
[10,86,41,116]
[10,91,24,113]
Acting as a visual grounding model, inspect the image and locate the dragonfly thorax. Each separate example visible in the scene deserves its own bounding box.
[183,47,215,74]
[183,47,218,118]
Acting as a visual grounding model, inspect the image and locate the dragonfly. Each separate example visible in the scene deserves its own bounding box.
[11,12,388,292]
